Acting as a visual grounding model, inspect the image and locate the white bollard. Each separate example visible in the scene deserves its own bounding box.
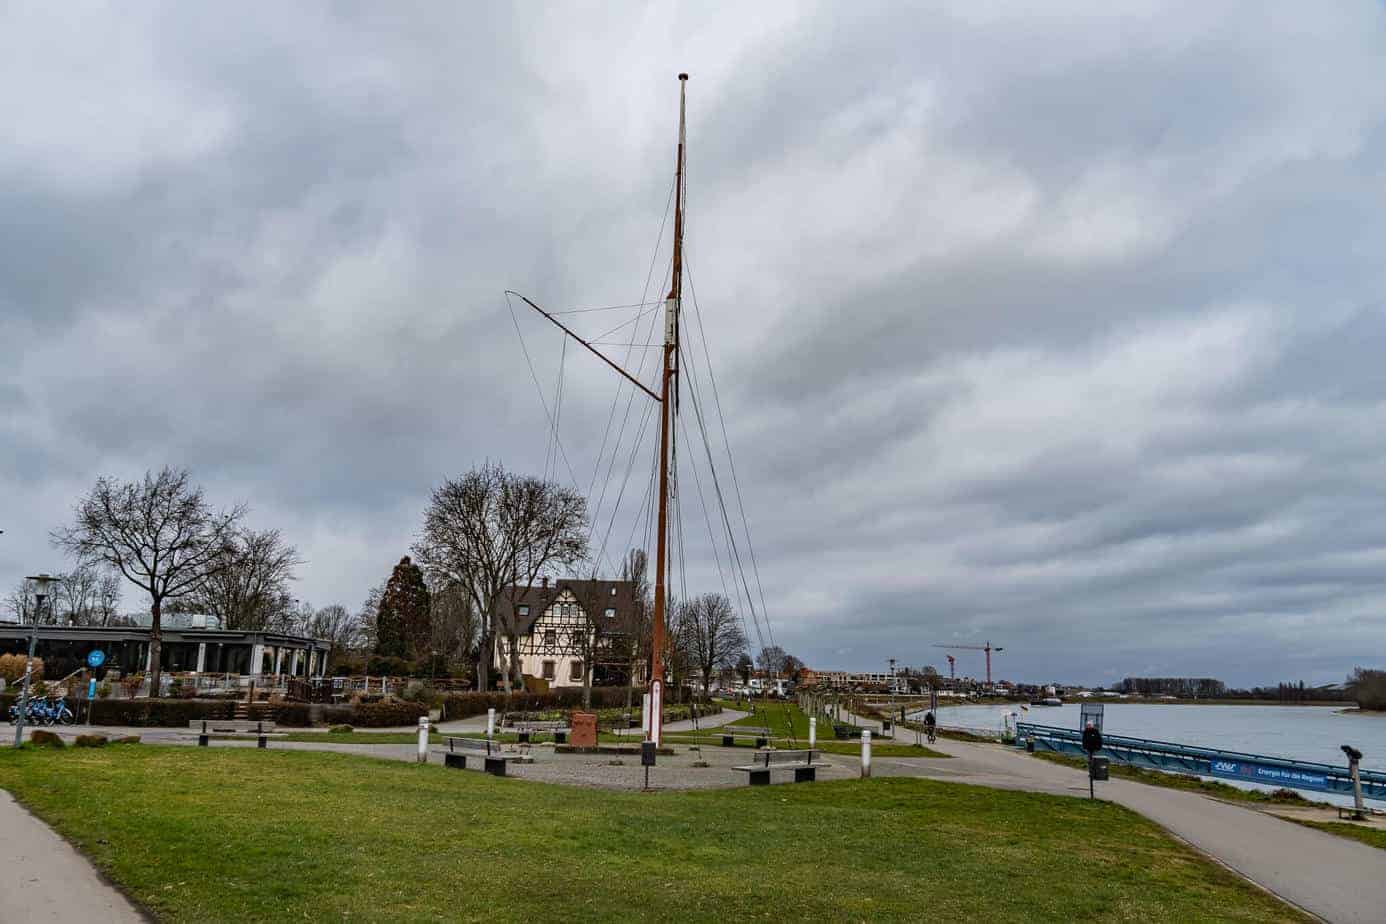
[809,716,817,749]
[417,716,429,764]
[486,707,496,740]
[861,729,872,778]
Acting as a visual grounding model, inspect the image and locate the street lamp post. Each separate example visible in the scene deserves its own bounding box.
[14,573,59,748]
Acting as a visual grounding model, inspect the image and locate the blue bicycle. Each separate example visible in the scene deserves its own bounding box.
[8,696,74,726]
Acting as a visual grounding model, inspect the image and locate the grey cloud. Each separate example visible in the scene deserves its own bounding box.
[5,2,1386,687]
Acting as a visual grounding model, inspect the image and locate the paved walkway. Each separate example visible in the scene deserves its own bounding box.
[878,735,1386,924]
[0,790,145,923]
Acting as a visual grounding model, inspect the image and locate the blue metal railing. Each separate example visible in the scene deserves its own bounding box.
[1016,722,1386,802]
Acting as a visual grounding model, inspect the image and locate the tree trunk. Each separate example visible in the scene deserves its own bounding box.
[148,598,162,696]
[506,633,522,691]
[475,632,491,692]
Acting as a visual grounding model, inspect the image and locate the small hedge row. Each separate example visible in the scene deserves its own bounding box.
[91,698,238,727]
[439,688,636,720]
[439,689,718,721]
[0,695,429,728]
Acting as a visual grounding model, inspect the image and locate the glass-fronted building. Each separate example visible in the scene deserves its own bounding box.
[0,624,330,686]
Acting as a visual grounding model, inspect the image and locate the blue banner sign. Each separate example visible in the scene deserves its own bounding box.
[1206,759,1328,791]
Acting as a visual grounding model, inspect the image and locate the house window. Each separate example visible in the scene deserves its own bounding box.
[542,660,556,680]
[604,608,616,619]
[610,586,616,596]
[519,605,529,617]
[570,661,583,682]
[544,630,556,648]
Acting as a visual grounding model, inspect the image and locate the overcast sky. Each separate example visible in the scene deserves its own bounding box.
[5,2,1386,686]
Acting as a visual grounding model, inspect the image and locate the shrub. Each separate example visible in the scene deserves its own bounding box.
[0,654,42,684]
[329,724,354,734]
[438,688,643,720]
[96,683,112,699]
[89,698,237,727]
[74,734,108,748]
[29,730,64,748]
[111,735,141,745]
[399,681,436,704]
[246,702,313,727]
[366,655,413,677]
[351,700,428,727]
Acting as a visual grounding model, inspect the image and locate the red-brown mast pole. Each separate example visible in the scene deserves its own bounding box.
[647,73,687,746]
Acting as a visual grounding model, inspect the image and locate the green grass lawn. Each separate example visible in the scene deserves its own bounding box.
[726,700,823,739]
[0,746,1306,922]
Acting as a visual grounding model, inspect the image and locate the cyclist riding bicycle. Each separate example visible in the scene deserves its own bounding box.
[923,710,937,742]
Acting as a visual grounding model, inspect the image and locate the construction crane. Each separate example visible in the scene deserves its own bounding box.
[934,641,1004,687]
[945,655,955,681]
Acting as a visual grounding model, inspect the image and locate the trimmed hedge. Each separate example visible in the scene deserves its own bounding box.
[3,693,425,728]
[350,700,428,727]
[439,689,715,721]
[88,698,237,727]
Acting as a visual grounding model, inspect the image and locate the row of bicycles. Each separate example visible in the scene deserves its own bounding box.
[7,696,76,726]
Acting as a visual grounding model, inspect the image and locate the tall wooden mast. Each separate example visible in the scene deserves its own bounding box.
[647,73,687,746]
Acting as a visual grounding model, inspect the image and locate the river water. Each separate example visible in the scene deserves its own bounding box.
[926,702,1386,773]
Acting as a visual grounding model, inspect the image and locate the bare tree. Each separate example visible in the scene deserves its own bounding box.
[192,528,301,631]
[52,467,243,692]
[3,580,37,625]
[53,562,101,625]
[306,604,360,669]
[680,593,745,696]
[757,645,788,676]
[413,462,588,692]
[95,571,122,626]
[428,576,479,674]
[356,582,384,654]
[619,549,652,709]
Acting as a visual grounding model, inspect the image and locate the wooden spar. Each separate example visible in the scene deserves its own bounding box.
[648,73,688,746]
[506,290,661,403]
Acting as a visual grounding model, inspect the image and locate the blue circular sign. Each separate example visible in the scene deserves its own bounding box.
[86,650,106,669]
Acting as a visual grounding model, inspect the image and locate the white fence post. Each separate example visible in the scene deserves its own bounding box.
[486,707,496,739]
[417,716,429,764]
[861,729,872,778]
[809,716,817,749]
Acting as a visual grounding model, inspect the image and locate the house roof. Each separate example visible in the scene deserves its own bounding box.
[496,578,638,636]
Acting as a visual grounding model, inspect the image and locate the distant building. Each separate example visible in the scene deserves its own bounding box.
[492,577,638,689]
[0,624,329,685]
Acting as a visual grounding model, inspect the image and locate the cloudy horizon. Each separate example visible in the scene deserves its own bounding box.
[5,2,1386,687]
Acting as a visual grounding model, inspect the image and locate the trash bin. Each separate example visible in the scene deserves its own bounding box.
[1090,757,1110,781]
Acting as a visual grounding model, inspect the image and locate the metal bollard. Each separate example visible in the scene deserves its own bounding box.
[861,729,872,778]
[809,717,817,749]
[198,719,208,747]
[417,716,430,764]
[487,707,496,740]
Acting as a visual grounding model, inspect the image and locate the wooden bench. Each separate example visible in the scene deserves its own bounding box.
[189,719,277,748]
[508,720,571,744]
[720,726,771,748]
[733,749,818,785]
[443,736,519,776]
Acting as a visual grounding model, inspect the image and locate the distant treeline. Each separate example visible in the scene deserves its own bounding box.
[1119,673,1385,706]
[1118,678,1225,698]
[1348,668,1386,711]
